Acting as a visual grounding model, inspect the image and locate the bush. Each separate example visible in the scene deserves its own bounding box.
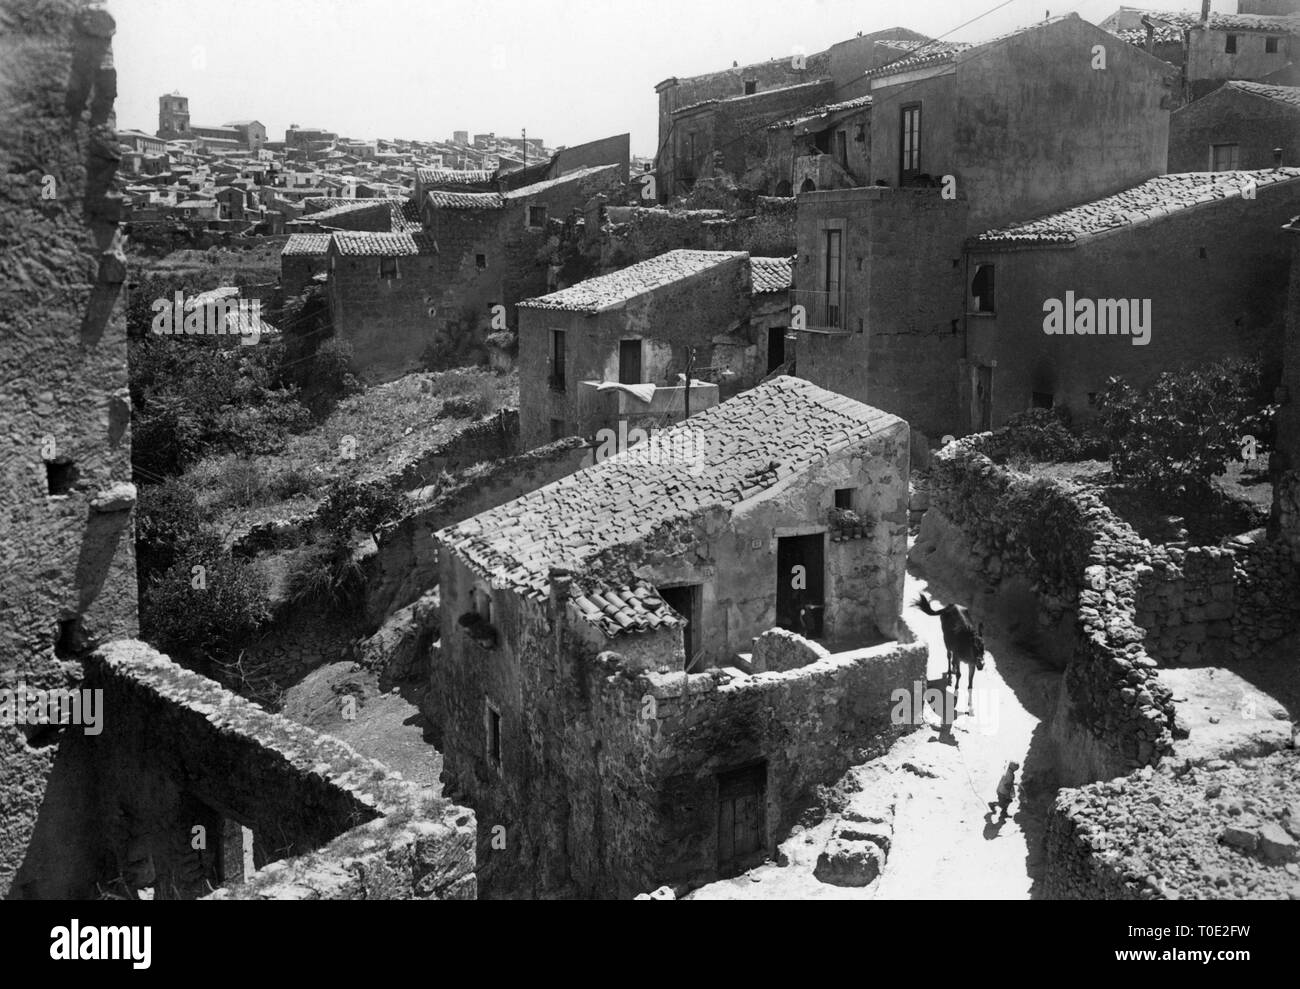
[283,538,366,612]
[1095,359,1276,500]
[317,477,405,542]
[135,479,210,583]
[995,408,1081,463]
[140,550,271,659]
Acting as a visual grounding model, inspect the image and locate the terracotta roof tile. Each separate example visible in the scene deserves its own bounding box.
[426,190,506,210]
[281,233,332,257]
[415,167,497,186]
[750,255,794,294]
[1225,80,1300,109]
[331,230,438,256]
[436,376,902,636]
[972,169,1300,246]
[518,249,747,312]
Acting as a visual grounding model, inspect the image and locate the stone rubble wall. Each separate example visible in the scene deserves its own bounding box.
[600,200,796,267]
[750,626,830,672]
[1043,752,1300,900]
[924,439,1177,785]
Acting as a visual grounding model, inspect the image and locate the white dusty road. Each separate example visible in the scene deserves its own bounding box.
[689,564,1062,900]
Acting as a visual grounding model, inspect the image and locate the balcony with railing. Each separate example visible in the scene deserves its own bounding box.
[790,288,858,335]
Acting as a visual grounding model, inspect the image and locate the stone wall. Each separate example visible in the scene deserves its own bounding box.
[17,640,475,899]
[327,247,439,383]
[365,436,590,623]
[919,437,1177,785]
[0,0,140,898]
[600,201,796,267]
[750,626,830,672]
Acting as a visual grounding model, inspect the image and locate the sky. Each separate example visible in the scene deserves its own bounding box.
[105,0,1230,155]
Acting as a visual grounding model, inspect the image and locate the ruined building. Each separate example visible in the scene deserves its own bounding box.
[430,376,924,897]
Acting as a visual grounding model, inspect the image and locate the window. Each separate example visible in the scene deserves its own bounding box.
[1210,143,1240,172]
[971,264,996,313]
[1266,36,1280,54]
[528,205,547,228]
[485,702,501,769]
[1225,34,1238,54]
[900,103,922,179]
[379,256,397,279]
[475,253,487,269]
[743,80,757,95]
[471,586,493,623]
[1031,391,1053,410]
[619,339,642,384]
[550,329,566,391]
[45,458,77,496]
[835,130,848,169]
[834,488,854,510]
[824,228,842,327]
[550,418,565,441]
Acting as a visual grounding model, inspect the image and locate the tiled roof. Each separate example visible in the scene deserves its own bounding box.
[971,168,1300,246]
[1112,24,1185,46]
[301,196,421,231]
[750,255,794,294]
[674,80,831,116]
[1226,80,1300,109]
[281,233,332,257]
[517,249,747,312]
[767,94,873,131]
[501,163,622,200]
[415,167,496,186]
[864,39,973,78]
[426,190,506,210]
[1126,9,1300,33]
[331,230,437,256]
[437,376,902,636]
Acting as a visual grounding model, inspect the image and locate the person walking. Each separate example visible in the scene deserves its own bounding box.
[988,760,1019,821]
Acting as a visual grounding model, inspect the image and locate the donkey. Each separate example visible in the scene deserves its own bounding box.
[913,592,985,697]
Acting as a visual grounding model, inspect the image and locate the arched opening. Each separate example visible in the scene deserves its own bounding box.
[799,178,816,193]
[774,179,793,197]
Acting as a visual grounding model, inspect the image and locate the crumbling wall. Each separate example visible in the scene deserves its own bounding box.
[1043,753,1300,900]
[74,641,475,900]
[600,201,796,266]
[0,0,139,898]
[751,627,829,672]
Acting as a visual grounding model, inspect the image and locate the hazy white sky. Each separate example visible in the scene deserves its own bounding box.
[105,0,1227,154]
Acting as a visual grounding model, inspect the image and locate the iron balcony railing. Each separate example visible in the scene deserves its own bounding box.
[790,288,858,334]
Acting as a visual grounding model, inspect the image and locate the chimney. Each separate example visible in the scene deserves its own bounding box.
[1201,0,1211,25]
[1141,14,1156,52]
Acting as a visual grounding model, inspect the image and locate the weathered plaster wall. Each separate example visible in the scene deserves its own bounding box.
[871,15,1172,232]
[966,179,1300,430]
[1168,86,1300,172]
[0,0,139,898]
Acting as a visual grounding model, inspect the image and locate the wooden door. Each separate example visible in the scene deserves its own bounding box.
[717,763,766,875]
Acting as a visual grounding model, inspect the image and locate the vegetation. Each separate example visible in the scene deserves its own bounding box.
[1095,359,1275,500]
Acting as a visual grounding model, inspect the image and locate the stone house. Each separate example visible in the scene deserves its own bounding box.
[280,233,332,298]
[789,14,1176,452]
[325,230,440,380]
[1168,80,1300,171]
[652,27,932,199]
[761,95,873,195]
[430,376,922,897]
[962,169,1300,430]
[1102,3,1300,103]
[515,250,789,449]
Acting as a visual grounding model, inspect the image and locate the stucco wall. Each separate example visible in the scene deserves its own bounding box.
[965,178,1300,429]
[870,15,1172,232]
[1168,86,1300,172]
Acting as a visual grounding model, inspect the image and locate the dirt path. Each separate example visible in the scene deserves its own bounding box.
[689,564,1061,900]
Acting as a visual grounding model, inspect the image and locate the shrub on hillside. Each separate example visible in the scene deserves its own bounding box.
[317,477,405,542]
[140,550,271,659]
[135,479,212,584]
[995,407,1082,463]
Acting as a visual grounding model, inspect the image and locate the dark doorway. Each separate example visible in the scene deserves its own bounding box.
[717,762,766,876]
[766,326,785,373]
[658,584,702,670]
[776,533,824,638]
[799,178,816,193]
[619,339,642,384]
